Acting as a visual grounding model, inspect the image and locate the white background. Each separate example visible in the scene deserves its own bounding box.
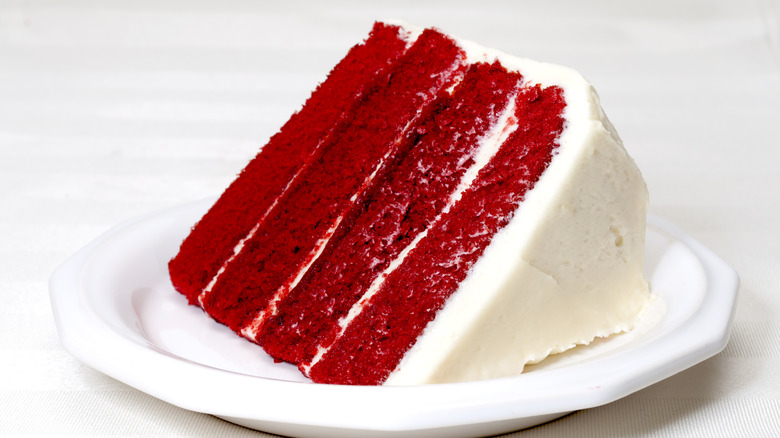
[2,0,779,436]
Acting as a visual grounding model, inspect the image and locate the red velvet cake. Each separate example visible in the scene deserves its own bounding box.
[169,21,651,385]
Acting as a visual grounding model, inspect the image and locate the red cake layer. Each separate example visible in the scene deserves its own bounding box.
[256,62,523,365]
[168,22,408,304]
[305,84,566,385]
[199,29,468,332]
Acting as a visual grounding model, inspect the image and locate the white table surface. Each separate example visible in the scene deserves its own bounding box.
[2,0,779,436]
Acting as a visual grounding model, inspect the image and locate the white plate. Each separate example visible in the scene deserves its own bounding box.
[50,199,738,438]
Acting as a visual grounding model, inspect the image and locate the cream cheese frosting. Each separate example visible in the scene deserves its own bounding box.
[384,27,651,385]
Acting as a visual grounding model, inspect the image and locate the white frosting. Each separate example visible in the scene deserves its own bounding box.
[383,27,650,385]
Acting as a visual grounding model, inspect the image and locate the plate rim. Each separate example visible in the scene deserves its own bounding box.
[49,200,739,435]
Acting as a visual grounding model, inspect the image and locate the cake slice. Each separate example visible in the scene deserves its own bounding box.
[169,21,651,386]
